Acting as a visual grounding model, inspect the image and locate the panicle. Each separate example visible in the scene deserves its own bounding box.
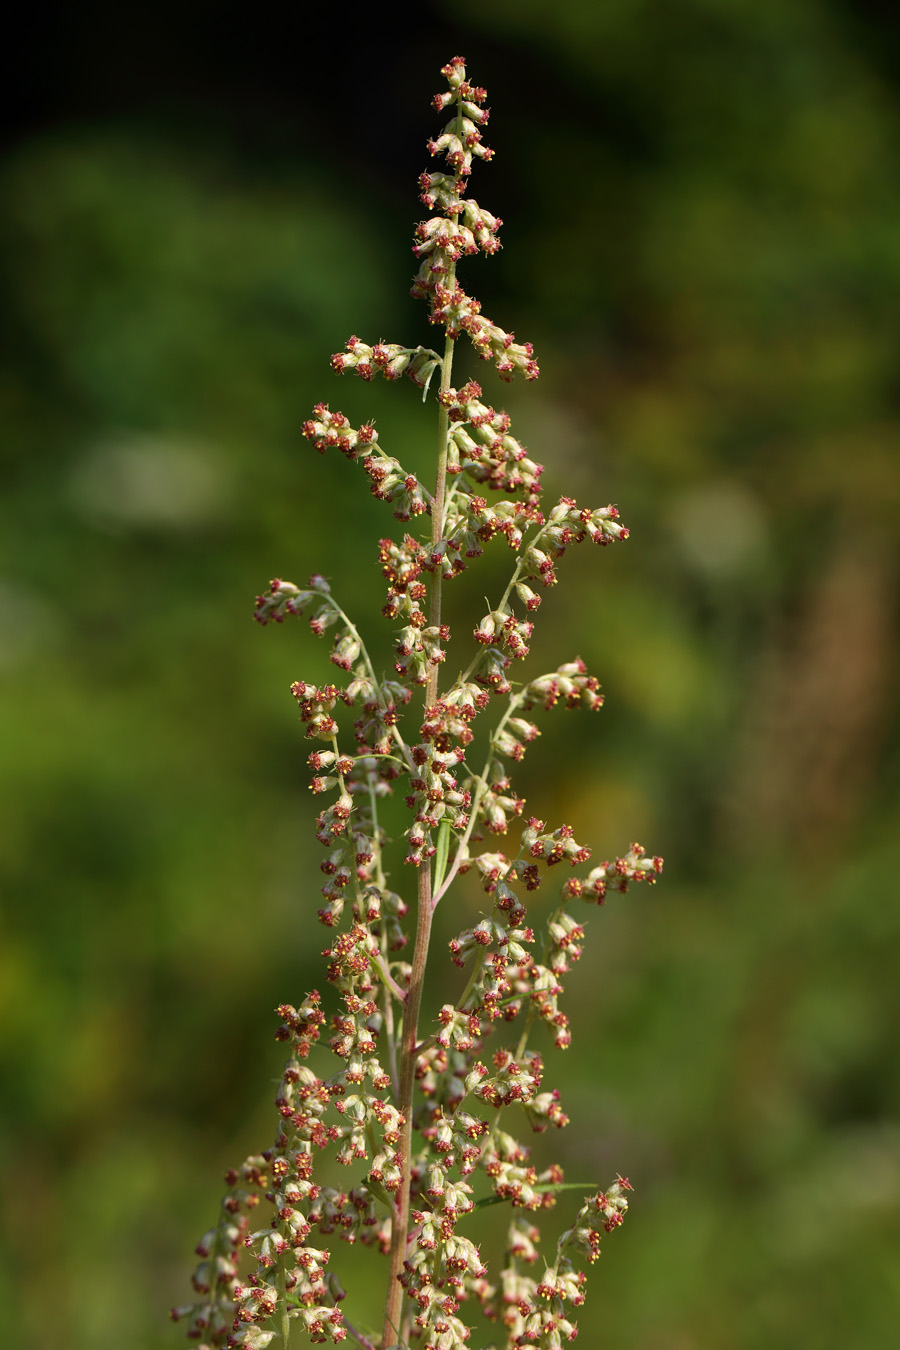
[181,54,662,1350]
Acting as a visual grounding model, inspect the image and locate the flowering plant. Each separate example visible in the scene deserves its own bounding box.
[173,56,661,1350]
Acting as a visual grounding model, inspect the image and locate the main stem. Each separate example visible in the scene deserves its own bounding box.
[380,317,456,1347]
[277,1255,291,1349]
[380,863,432,1347]
[425,320,455,709]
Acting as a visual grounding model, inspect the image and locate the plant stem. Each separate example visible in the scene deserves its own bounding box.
[278,1256,292,1350]
[457,514,554,690]
[415,945,484,1056]
[424,318,456,712]
[432,689,527,908]
[381,862,434,1345]
[381,278,456,1348]
[369,948,408,1006]
[328,595,416,774]
[368,777,400,1099]
[340,1313,379,1350]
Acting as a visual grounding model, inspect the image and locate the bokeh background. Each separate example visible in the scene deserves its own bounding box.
[3,2,899,1347]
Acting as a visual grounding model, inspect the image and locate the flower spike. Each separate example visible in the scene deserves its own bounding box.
[177,57,662,1350]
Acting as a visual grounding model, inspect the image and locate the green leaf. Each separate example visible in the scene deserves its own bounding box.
[433,818,451,896]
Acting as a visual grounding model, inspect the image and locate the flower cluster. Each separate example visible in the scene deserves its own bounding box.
[176,56,661,1350]
[497,1177,633,1350]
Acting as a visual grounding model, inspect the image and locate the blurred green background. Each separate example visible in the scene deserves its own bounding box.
[3,2,899,1347]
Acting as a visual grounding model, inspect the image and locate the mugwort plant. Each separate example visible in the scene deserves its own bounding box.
[173,56,662,1350]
